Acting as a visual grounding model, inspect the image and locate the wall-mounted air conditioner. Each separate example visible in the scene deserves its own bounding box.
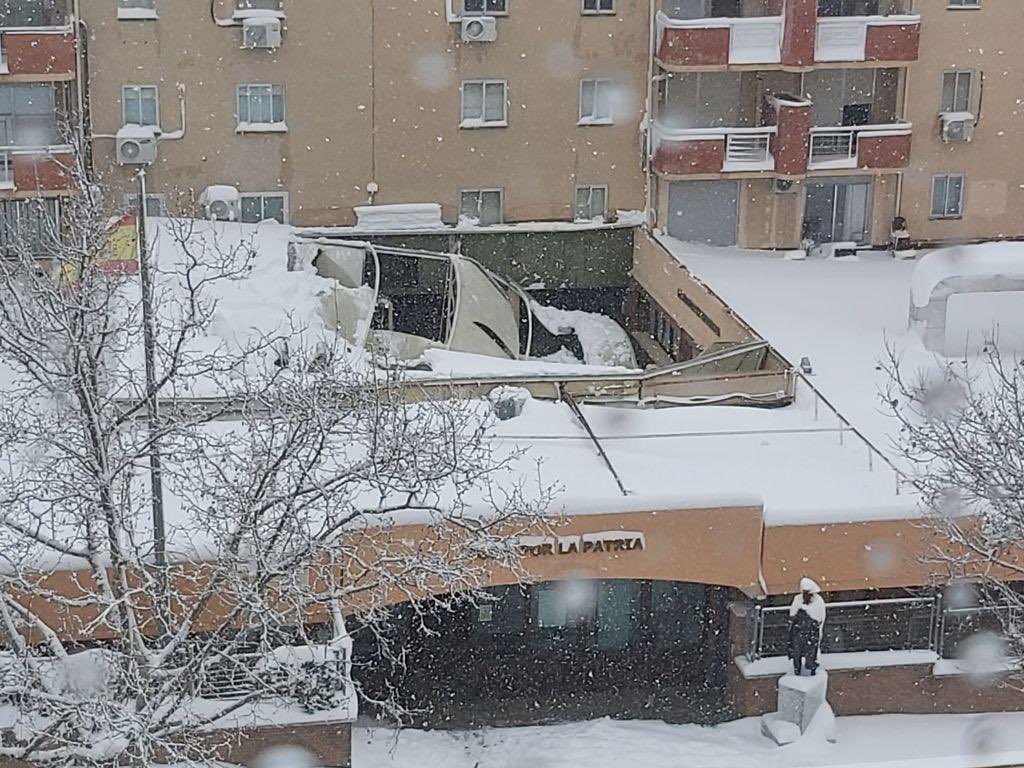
[199,185,241,221]
[461,16,497,42]
[242,16,282,49]
[940,112,975,143]
[116,126,159,165]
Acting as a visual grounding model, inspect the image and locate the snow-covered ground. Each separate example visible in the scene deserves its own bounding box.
[354,713,1024,768]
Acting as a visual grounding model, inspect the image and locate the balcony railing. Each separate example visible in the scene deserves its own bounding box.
[808,123,911,170]
[815,13,920,62]
[653,122,776,175]
[725,129,774,170]
[0,150,11,187]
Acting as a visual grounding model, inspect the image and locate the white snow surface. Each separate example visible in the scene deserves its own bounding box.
[910,241,1024,307]
[354,713,1024,768]
[529,301,637,368]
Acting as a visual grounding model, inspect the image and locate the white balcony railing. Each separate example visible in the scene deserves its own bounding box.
[724,129,774,170]
[0,150,11,188]
[815,14,920,62]
[807,123,911,170]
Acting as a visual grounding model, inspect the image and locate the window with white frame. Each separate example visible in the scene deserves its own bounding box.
[579,78,614,124]
[574,185,607,221]
[122,85,158,127]
[236,84,285,128]
[940,70,974,113]
[240,193,288,224]
[117,0,157,16]
[931,173,965,219]
[947,0,980,7]
[460,189,503,225]
[463,0,507,15]
[460,80,507,127]
[122,193,166,218]
[582,0,614,13]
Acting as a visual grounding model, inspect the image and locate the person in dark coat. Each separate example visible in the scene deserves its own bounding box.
[788,577,826,676]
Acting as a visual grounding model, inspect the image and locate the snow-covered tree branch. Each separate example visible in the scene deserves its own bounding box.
[0,158,554,766]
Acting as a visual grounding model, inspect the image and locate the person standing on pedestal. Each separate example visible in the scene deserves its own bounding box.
[788,577,826,676]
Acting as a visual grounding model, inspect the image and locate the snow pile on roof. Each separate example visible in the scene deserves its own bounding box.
[911,242,1024,308]
[353,203,444,231]
[531,301,637,368]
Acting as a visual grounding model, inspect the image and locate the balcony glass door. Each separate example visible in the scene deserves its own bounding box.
[803,177,872,244]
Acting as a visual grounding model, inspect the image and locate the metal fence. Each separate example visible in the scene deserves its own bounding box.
[746,593,1024,663]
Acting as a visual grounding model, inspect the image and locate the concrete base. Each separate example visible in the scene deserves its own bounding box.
[761,670,829,745]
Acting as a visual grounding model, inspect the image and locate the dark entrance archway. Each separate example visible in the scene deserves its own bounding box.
[352,579,734,727]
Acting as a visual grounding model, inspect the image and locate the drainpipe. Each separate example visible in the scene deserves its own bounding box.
[72,0,87,160]
[643,0,657,230]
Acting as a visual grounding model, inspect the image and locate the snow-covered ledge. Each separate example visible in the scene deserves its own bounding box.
[932,658,1020,678]
[736,650,939,679]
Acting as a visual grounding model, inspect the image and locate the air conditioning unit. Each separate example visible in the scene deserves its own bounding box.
[199,185,241,222]
[941,113,975,143]
[773,178,798,194]
[242,16,282,49]
[461,16,497,42]
[116,126,158,165]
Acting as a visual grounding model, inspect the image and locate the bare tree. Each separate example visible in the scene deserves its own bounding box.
[0,158,553,766]
[885,342,1024,658]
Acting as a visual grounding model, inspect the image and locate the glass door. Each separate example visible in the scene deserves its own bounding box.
[803,177,872,244]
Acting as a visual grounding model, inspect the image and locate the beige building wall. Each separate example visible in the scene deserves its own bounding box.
[82,0,649,226]
[900,0,1024,244]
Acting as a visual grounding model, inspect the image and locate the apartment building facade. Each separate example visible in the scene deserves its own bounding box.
[79,0,650,228]
[0,0,77,253]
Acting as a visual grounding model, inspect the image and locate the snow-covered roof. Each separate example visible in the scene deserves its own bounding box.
[659,236,1024,464]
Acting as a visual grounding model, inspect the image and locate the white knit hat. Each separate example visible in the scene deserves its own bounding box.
[800,577,821,593]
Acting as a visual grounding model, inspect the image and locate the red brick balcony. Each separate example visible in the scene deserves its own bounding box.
[0,146,74,195]
[652,124,776,176]
[807,124,912,171]
[656,12,783,68]
[0,27,77,80]
[815,15,920,63]
[656,8,919,70]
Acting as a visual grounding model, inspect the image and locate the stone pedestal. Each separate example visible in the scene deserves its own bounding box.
[761,670,831,745]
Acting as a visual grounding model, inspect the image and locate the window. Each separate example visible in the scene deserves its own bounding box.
[931,174,965,219]
[236,84,285,128]
[0,199,60,256]
[463,0,506,14]
[460,189,503,226]
[121,85,158,127]
[579,78,614,125]
[240,193,288,224]
[0,0,66,26]
[122,193,166,218]
[574,185,607,221]
[582,0,615,13]
[117,0,157,16]
[947,0,980,7]
[0,85,57,146]
[460,80,506,128]
[940,70,974,113]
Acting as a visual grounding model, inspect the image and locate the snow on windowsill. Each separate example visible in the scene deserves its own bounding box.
[117,8,158,20]
[232,8,286,20]
[0,182,15,192]
[236,122,289,134]
[578,117,615,127]
[735,649,940,678]
[459,119,508,129]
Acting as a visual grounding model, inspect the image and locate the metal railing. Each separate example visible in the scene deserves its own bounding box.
[809,128,858,167]
[198,648,350,699]
[747,596,940,662]
[725,131,773,166]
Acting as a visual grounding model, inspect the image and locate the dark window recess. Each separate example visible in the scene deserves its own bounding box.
[677,291,721,337]
[464,0,507,13]
[842,103,873,126]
